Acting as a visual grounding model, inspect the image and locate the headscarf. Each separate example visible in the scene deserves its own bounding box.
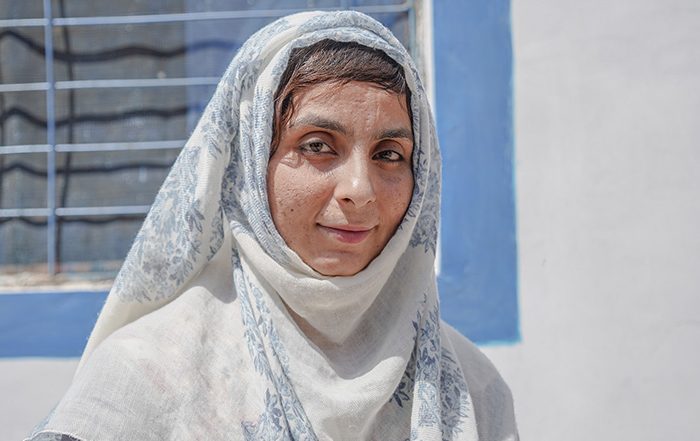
[28,11,486,441]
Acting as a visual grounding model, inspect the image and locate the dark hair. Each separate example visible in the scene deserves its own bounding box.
[271,39,411,150]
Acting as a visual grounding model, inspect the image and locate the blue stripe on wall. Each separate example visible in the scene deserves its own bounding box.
[0,291,107,357]
[434,0,520,344]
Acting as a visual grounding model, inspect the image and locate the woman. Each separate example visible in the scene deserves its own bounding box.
[28,11,517,441]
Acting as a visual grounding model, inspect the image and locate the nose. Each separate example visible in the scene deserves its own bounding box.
[334,152,376,208]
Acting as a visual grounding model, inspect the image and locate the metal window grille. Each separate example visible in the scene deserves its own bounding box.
[0,0,416,275]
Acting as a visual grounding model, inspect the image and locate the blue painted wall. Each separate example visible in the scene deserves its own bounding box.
[0,291,106,357]
[434,0,519,343]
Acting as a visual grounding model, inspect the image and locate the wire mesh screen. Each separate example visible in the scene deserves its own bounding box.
[0,0,415,275]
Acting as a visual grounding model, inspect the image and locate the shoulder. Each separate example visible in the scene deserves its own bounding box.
[441,321,520,441]
[441,321,509,398]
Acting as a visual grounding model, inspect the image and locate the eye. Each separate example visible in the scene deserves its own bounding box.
[299,140,333,154]
[373,149,404,162]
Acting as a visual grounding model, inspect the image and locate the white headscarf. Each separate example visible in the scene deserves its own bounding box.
[28,11,485,441]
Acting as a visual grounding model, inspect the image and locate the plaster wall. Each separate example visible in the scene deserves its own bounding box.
[483,0,700,439]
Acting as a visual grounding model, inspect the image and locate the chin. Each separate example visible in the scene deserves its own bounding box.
[309,257,368,277]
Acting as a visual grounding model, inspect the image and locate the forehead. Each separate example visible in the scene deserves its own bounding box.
[289,81,411,124]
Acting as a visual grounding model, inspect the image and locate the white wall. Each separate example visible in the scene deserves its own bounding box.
[1,359,78,440]
[482,0,700,439]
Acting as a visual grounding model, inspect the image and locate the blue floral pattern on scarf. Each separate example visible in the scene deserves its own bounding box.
[236,249,318,441]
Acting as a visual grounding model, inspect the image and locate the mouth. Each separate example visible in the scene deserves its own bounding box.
[318,224,375,244]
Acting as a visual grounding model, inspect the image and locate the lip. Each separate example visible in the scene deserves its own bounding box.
[318,224,374,244]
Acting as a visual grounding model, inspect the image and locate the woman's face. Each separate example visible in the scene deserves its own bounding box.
[267,81,414,276]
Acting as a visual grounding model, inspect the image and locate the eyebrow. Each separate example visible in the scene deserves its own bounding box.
[376,127,413,141]
[291,114,413,141]
[290,115,348,135]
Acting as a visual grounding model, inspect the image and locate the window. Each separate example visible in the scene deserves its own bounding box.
[0,0,416,275]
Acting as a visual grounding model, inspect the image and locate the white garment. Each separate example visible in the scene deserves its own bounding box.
[28,11,517,441]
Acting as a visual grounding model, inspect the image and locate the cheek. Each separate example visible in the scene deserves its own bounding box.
[267,163,324,229]
[380,172,414,225]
